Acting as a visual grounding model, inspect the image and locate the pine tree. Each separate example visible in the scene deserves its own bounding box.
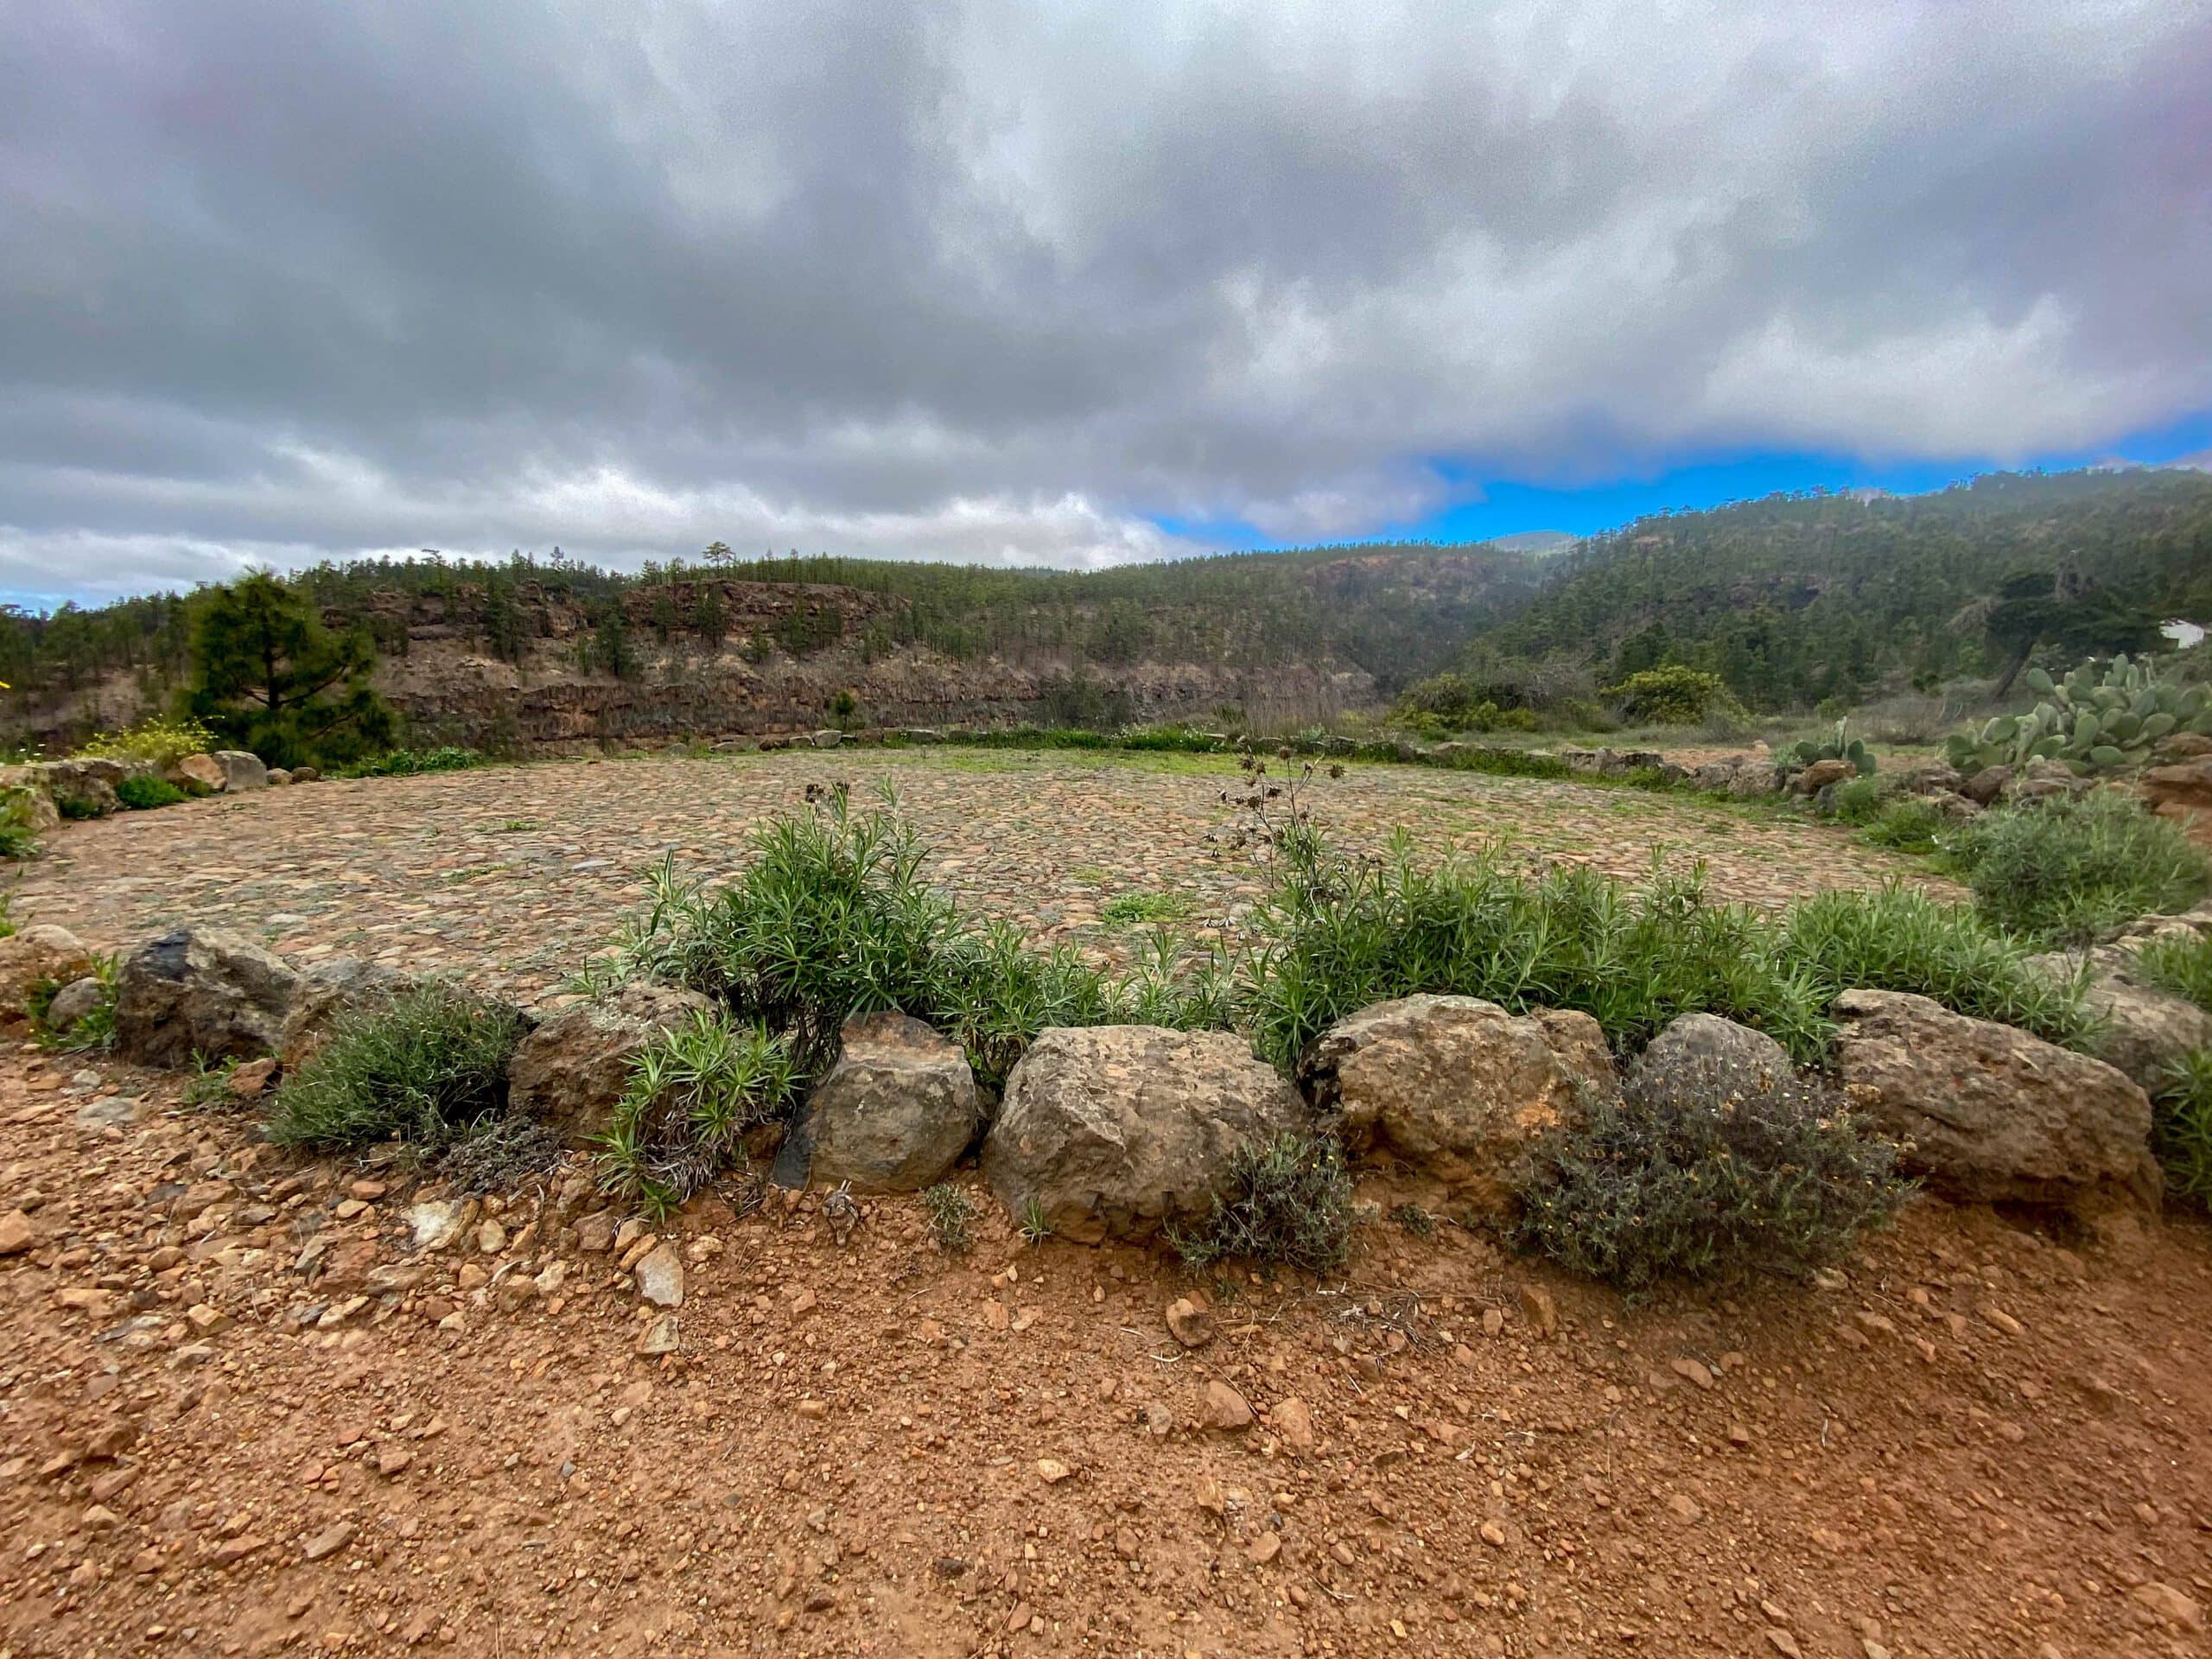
[184,574,396,767]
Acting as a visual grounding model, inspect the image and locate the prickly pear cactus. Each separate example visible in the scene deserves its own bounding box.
[1783,718,1877,778]
[1944,653,2212,777]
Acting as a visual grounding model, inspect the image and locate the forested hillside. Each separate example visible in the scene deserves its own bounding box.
[1480,469,2212,707]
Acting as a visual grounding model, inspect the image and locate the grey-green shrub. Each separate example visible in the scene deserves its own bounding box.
[1514,1045,1908,1293]
[1944,791,2209,947]
[1168,1132,1355,1275]
[268,983,522,1149]
[2133,931,2212,1014]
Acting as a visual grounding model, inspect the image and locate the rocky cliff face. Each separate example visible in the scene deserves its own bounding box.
[16,577,1376,752]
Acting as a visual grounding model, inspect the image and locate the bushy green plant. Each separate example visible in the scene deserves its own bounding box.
[1861,798,1945,854]
[73,715,218,769]
[341,746,486,778]
[1599,665,1738,725]
[1168,1132,1355,1275]
[0,786,41,860]
[1239,837,1831,1071]
[2132,930,2212,1014]
[601,1008,797,1216]
[2152,1050,2212,1210]
[1514,1046,1907,1293]
[1782,719,1876,781]
[620,785,1228,1086]
[114,773,188,810]
[921,1183,979,1253]
[1099,891,1193,927]
[1819,774,1885,823]
[1945,792,2209,947]
[1945,652,2212,777]
[267,983,522,1149]
[54,791,109,821]
[1776,883,2094,1046]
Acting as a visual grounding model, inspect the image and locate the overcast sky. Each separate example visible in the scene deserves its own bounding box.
[4,0,2209,604]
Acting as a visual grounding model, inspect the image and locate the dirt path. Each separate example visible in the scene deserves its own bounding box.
[1,1046,2208,1659]
[5,749,1942,1007]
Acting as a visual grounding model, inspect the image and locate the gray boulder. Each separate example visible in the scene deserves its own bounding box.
[1300,995,1616,1214]
[507,980,713,1147]
[213,751,269,791]
[42,976,107,1033]
[114,925,297,1067]
[1833,988,2158,1212]
[2023,944,2212,1092]
[982,1027,1307,1243]
[1636,1012,1794,1087]
[1726,759,1781,798]
[1961,766,2012,806]
[798,1012,980,1192]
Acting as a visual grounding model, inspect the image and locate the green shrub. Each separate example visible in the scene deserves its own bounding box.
[1861,798,1944,854]
[1945,791,2209,947]
[1820,774,1885,824]
[115,773,188,810]
[267,983,522,1149]
[2152,1050,2212,1210]
[1514,1044,1908,1293]
[54,791,109,821]
[2132,931,2212,1014]
[621,785,1228,1087]
[601,1008,798,1216]
[1168,1132,1355,1275]
[922,1183,979,1253]
[1238,838,1831,1072]
[1600,666,1738,725]
[341,746,486,778]
[0,890,12,938]
[1099,891,1193,927]
[73,716,218,769]
[1776,883,2094,1047]
[0,789,34,861]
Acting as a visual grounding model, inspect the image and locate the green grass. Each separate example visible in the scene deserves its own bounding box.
[1944,791,2209,948]
[1098,891,1194,927]
[115,773,188,811]
[2153,1050,2212,1211]
[27,957,119,1053]
[266,982,522,1149]
[2133,931,2212,1014]
[1860,798,1945,855]
[340,746,486,779]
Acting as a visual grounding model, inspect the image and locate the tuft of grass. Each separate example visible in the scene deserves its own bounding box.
[1861,798,1944,854]
[1776,883,2094,1050]
[1168,1132,1356,1276]
[1238,836,1833,1071]
[1018,1194,1052,1249]
[922,1183,978,1253]
[619,785,1230,1088]
[1098,890,1193,927]
[1821,775,1885,824]
[54,791,108,821]
[2153,1050,2212,1211]
[0,890,12,938]
[1514,1044,1909,1294]
[341,746,486,778]
[1389,1200,1436,1238]
[600,1008,797,1218]
[180,1052,242,1114]
[2133,931,2212,1014]
[267,983,522,1150]
[1944,791,2209,948]
[115,773,188,811]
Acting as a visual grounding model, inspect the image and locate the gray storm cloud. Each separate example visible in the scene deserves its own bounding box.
[3,0,2208,599]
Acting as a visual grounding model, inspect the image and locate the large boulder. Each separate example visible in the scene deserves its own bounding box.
[213,751,269,792]
[2024,946,2212,1093]
[1789,758,1857,796]
[279,957,414,1073]
[507,980,713,1147]
[168,754,226,795]
[2141,758,2212,821]
[1726,759,1780,798]
[1299,995,1616,1212]
[0,925,97,1015]
[26,758,130,817]
[113,926,297,1068]
[982,1027,1308,1243]
[795,1012,980,1192]
[1635,1011,1794,1087]
[1832,988,2158,1212]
